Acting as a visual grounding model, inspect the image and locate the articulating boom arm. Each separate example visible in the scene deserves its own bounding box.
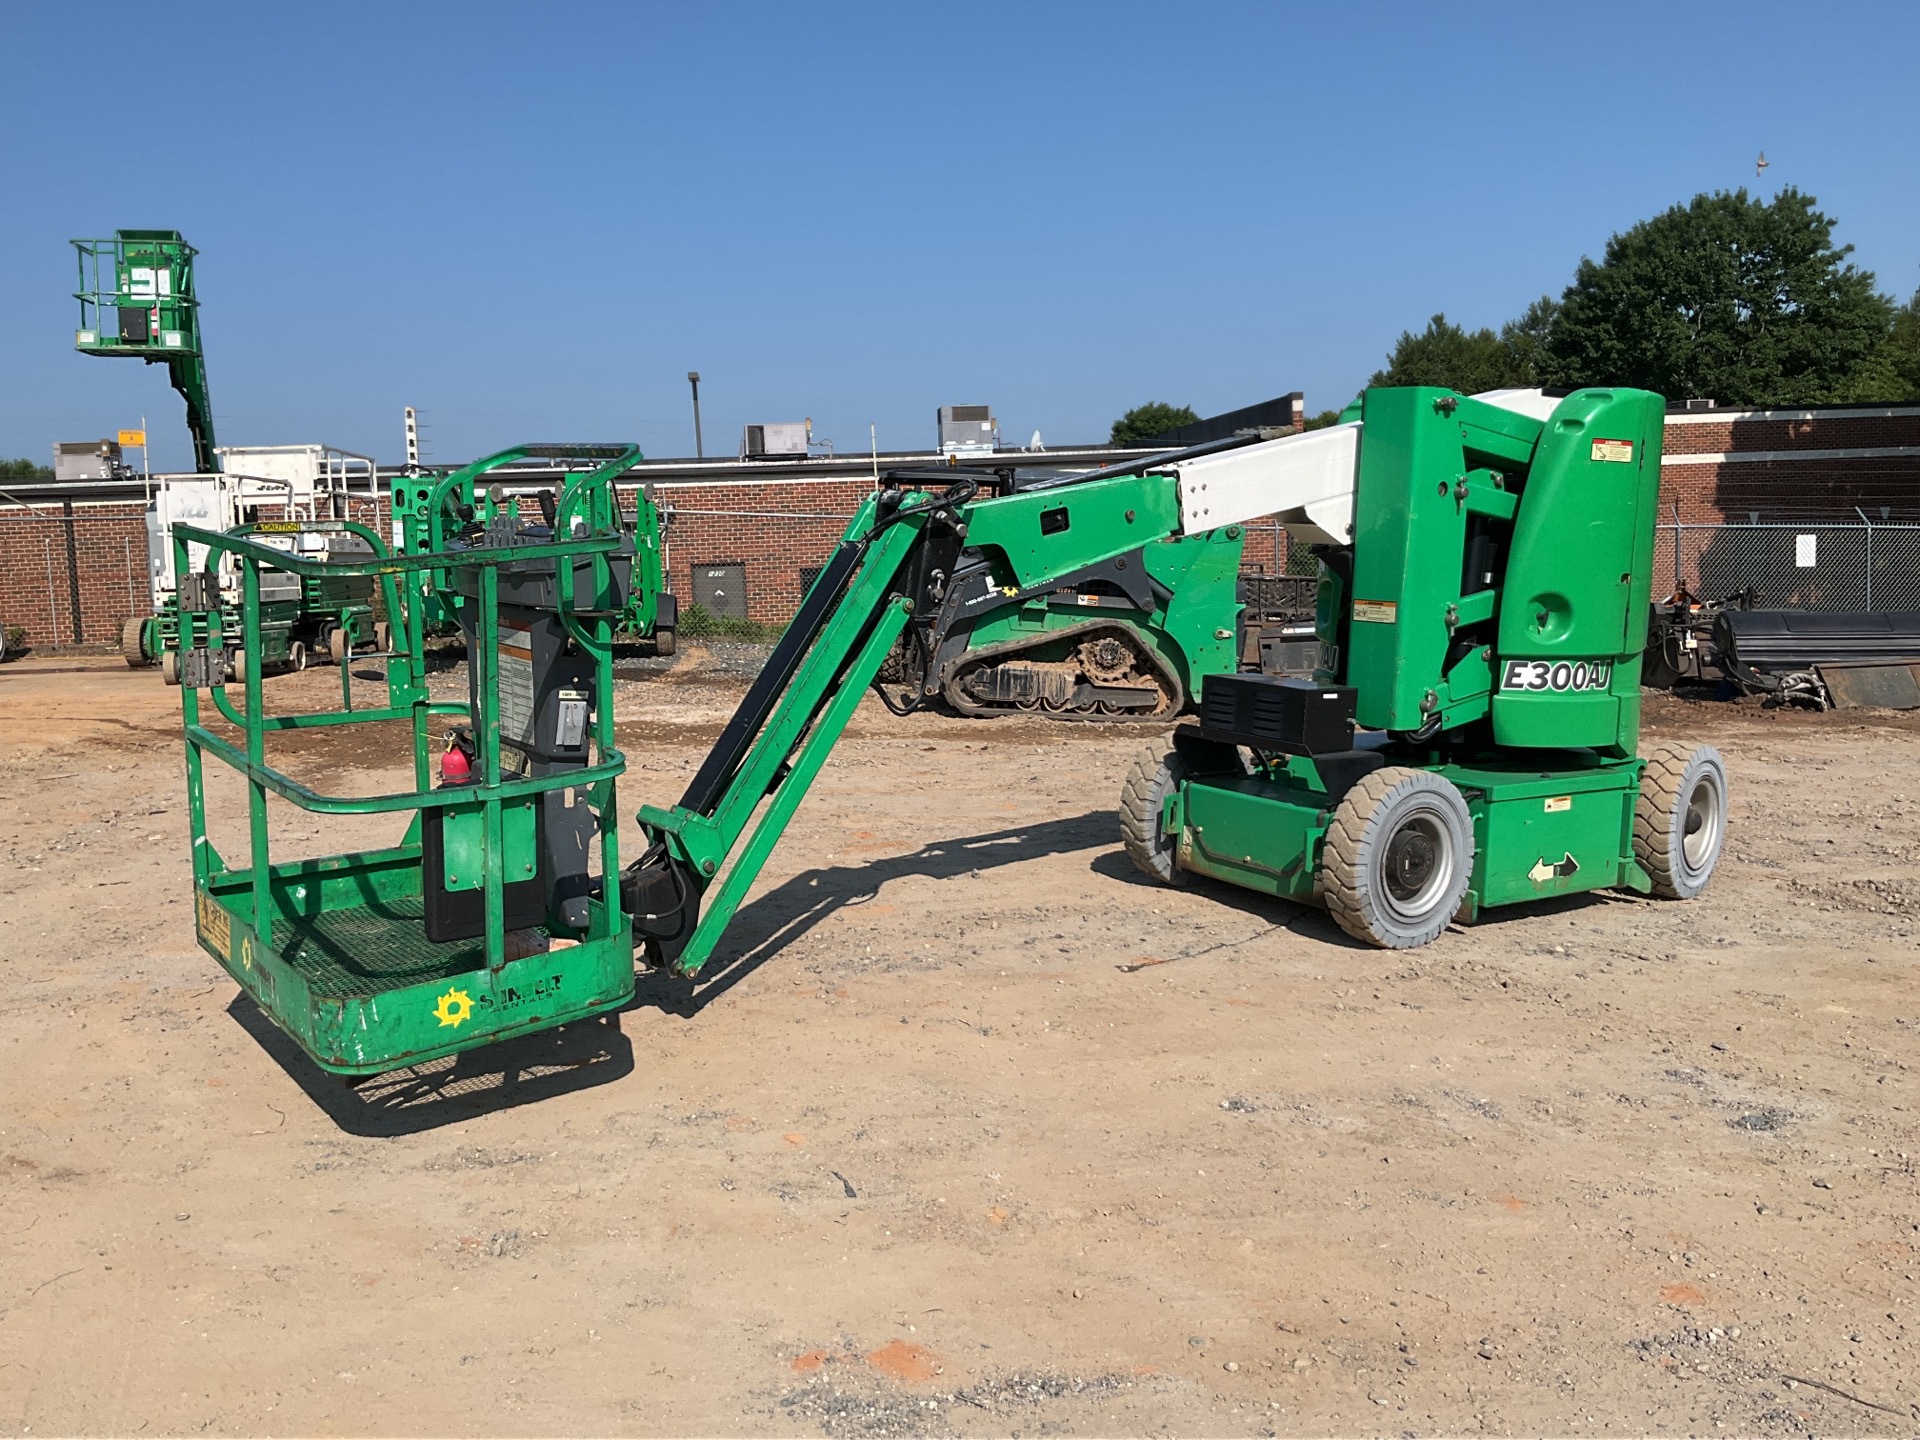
[621,467,1186,977]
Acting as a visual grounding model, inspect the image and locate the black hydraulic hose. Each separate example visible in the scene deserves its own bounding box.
[674,479,976,817]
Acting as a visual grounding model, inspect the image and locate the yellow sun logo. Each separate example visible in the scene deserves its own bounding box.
[433,987,475,1029]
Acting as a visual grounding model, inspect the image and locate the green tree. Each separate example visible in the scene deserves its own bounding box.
[0,458,52,481]
[1889,287,1920,399]
[1368,312,1542,393]
[1111,402,1200,445]
[1497,296,1560,385]
[1831,286,1920,402]
[1541,187,1893,406]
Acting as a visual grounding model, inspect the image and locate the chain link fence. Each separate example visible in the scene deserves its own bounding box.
[1655,517,1920,612]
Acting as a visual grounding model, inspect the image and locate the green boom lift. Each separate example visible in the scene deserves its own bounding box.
[73,231,378,677]
[623,384,1727,967]
[72,230,216,472]
[176,387,1730,1078]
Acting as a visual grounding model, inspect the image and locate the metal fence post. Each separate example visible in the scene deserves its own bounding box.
[1855,506,1873,610]
[44,536,58,646]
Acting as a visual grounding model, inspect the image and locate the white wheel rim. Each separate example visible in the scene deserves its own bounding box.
[1679,767,1724,879]
[1373,803,1457,924]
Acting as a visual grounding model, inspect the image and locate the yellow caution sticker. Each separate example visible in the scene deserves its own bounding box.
[255,521,302,532]
[195,891,231,957]
[1544,795,1572,813]
[1590,438,1634,463]
[1352,599,1398,624]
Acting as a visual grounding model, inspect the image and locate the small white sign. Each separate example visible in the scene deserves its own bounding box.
[1795,533,1817,568]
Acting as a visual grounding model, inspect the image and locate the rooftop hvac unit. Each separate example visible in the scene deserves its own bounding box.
[938,405,997,455]
[740,421,810,460]
[52,439,127,482]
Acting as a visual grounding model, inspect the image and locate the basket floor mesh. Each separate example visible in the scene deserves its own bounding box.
[271,897,539,1000]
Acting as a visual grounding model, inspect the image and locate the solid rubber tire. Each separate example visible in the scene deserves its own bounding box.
[1321,766,1474,949]
[654,626,677,657]
[375,620,392,653]
[328,625,350,665]
[1118,731,1193,887]
[1635,743,1728,899]
[160,648,181,686]
[122,616,153,667]
[288,640,308,672]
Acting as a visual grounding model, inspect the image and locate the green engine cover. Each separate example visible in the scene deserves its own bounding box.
[1341,386,1663,755]
[1490,390,1664,753]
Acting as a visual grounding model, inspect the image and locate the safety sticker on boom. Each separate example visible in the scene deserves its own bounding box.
[1498,659,1613,693]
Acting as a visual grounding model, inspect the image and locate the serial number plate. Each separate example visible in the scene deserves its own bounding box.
[1499,659,1613,693]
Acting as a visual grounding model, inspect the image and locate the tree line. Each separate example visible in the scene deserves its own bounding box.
[1370,187,1920,408]
[1117,186,1920,440]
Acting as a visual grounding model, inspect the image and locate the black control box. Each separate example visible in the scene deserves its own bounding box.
[1196,673,1356,756]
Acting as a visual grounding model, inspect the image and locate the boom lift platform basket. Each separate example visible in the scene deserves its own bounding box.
[174,445,640,1074]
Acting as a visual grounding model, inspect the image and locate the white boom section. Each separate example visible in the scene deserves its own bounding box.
[1173,423,1360,544]
[1170,388,1560,544]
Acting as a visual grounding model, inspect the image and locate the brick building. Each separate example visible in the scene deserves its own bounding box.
[1658,402,1920,523]
[6,401,1918,651]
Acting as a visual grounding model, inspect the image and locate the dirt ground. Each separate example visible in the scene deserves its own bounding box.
[1,650,1916,1437]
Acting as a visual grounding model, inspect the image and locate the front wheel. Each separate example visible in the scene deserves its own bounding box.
[288,640,308,672]
[160,648,181,686]
[653,626,676,657]
[1321,767,1475,949]
[1118,733,1192,887]
[122,616,153,668]
[1635,744,1728,899]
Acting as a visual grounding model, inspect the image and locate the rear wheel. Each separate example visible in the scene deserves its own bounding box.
[1635,744,1728,899]
[1321,767,1474,949]
[160,648,181,686]
[653,626,676,657]
[288,640,308,672]
[374,620,392,653]
[121,616,153,668]
[1118,732,1192,887]
[328,625,350,665]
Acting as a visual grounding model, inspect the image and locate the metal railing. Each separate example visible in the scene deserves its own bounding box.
[1655,512,1920,612]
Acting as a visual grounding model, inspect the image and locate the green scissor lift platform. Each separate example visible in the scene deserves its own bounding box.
[176,445,642,1074]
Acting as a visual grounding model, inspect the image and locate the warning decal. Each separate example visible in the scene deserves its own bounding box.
[1590,438,1634,463]
[1352,599,1399,625]
[196,891,231,958]
[497,619,537,746]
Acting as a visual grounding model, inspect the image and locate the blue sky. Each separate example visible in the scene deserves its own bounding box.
[4,1,1917,471]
